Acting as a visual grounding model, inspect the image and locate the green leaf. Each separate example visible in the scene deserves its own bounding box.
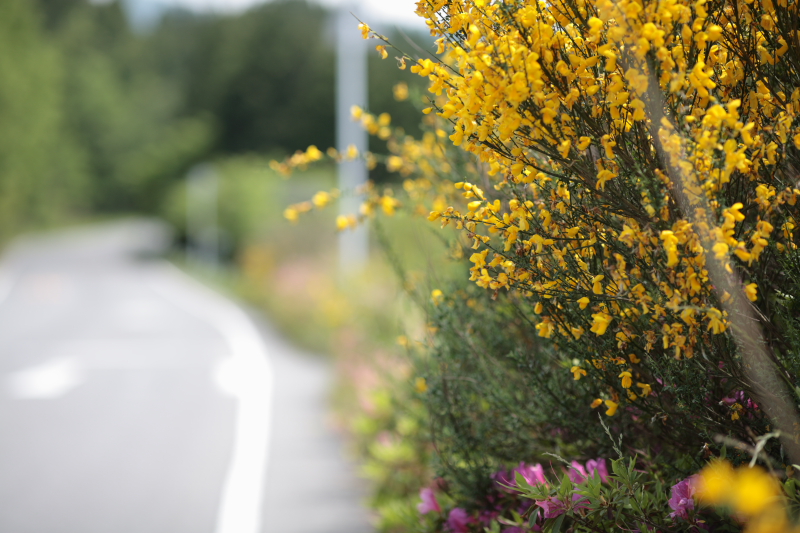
[785,479,797,499]
[515,471,533,491]
[551,514,566,533]
[529,506,540,528]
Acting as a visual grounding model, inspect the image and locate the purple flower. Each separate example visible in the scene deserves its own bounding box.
[585,458,609,482]
[535,497,566,518]
[417,487,441,514]
[515,462,547,486]
[568,460,588,483]
[571,493,590,511]
[494,462,547,492]
[492,468,515,490]
[447,507,470,533]
[668,476,697,520]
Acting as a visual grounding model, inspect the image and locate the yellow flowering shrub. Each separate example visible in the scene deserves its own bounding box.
[276,0,800,520]
[352,0,800,457]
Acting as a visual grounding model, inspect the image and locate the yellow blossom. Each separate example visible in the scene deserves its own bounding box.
[571,366,587,380]
[696,460,736,506]
[697,462,781,518]
[431,289,444,306]
[590,312,613,335]
[393,82,408,101]
[604,400,618,416]
[745,283,758,302]
[284,207,299,222]
[619,370,632,388]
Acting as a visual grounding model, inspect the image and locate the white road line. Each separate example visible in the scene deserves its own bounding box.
[149,263,274,533]
[4,357,83,399]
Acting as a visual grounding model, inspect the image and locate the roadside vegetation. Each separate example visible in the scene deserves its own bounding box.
[276,0,800,531]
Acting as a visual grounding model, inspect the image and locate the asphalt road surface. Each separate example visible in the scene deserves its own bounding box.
[0,220,372,533]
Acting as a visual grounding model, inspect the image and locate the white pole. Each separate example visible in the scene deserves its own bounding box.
[336,3,369,273]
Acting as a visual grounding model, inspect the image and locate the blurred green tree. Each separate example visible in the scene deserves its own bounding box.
[147,0,336,155]
[0,0,87,240]
[39,0,213,212]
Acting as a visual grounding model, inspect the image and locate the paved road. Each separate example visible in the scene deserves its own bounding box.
[0,220,371,533]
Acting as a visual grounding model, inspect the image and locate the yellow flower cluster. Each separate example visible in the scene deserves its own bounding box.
[403,0,799,413]
[697,461,793,533]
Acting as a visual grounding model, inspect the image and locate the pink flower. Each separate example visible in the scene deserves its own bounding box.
[535,497,566,518]
[568,461,588,483]
[417,487,441,514]
[492,468,515,490]
[585,458,609,482]
[515,462,547,486]
[447,507,470,533]
[494,462,547,492]
[668,476,697,520]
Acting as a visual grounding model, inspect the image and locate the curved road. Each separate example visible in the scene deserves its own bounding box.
[0,220,371,533]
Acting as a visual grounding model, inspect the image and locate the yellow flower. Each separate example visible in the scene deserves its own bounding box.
[696,460,736,506]
[375,45,388,59]
[536,318,555,338]
[393,82,408,101]
[619,371,632,388]
[284,207,299,223]
[431,289,444,306]
[590,311,613,335]
[312,191,331,208]
[636,382,652,396]
[414,377,428,393]
[628,353,641,364]
[706,308,726,334]
[577,297,590,309]
[745,283,758,302]
[558,139,571,158]
[699,461,783,522]
[358,22,371,39]
[571,366,587,380]
[592,275,605,295]
[604,400,618,416]
[336,215,350,231]
[590,398,603,408]
[712,242,729,259]
[730,465,781,516]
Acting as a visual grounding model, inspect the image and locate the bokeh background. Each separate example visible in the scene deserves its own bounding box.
[0,0,446,531]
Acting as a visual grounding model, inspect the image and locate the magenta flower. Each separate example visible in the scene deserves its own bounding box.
[585,458,609,482]
[535,497,566,518]
[447,507,470,533]
[515,462,546,486]
[668,476,697,520]
[494,462,547,492]
[492,468,515,490]
[417,487,441,514]
[568,460,588,483]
